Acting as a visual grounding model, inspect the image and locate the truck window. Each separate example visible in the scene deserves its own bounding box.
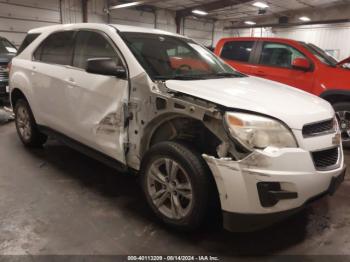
[220,41,254,62]
[259,42,306,68]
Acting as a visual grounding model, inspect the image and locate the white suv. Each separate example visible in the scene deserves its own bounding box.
[10,23,346,232]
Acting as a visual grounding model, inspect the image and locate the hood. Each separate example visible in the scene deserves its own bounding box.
[165,76,334,130]
[337,56,350,66]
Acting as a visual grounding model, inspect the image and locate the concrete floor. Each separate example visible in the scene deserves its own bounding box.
[0,109,350,256]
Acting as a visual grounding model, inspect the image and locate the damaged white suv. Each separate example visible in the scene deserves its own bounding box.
[10,24,346,232]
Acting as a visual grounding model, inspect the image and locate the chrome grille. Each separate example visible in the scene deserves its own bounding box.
[302,119,334,137]
[311,147,339,171]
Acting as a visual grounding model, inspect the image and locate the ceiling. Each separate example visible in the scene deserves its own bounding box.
[115,0,348,22]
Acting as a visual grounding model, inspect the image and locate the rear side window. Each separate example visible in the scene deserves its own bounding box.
[72,31,122,69]
[34,31,75,65]
[220,41,254,62]
[17,33,40,55]
[259,42,306,68]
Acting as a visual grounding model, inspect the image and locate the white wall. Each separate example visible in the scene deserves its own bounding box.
[183,18,214,46]
[109,8,177,33]
[271,23,350,60]
[231,23,350,60]
[5,0,349,59]
[0,0,241,49]
[0,0,61,47]
[109,8,218,46]
[61,0,107,24]
[110,8,155,28]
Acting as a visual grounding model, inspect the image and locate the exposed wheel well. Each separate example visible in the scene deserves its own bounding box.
[146,116,221,158]
[320,90,350,105]
[11,88,27,107]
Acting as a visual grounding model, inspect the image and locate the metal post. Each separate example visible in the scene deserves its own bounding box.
[82,0,88,23]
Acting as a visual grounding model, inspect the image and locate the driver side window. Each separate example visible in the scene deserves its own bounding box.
[73,31,122,69]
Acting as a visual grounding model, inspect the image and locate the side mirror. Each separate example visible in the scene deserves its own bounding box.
[86,58,127,78]
[292,58,311,71]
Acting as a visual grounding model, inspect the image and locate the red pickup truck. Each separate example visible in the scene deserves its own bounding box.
[215,37,350,146]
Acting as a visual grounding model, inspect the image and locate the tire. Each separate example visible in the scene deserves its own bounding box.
[333,102,350,148]
[14,99,47,147]
[140,141,216,231]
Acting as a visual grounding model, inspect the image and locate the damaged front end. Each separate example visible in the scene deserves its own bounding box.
[125,73,346,233]
[125,72,249,170]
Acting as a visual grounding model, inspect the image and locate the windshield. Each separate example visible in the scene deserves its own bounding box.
[0,38,17,55]
[301,42,338,66]
[120,32,243,80]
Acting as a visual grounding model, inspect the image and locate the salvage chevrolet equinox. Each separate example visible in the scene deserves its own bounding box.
[10,24,346,232]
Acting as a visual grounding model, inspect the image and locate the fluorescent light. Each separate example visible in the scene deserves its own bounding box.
[245,21,256,25]
[110,1,141,9]
[252,2,269,8]
[192,9,208,15]
[299,16,311,22]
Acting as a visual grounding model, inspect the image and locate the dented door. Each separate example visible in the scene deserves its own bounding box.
[62,30,128,163]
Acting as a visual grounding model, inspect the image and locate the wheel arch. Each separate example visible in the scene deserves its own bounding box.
[320,90,350,105]
[139,113,222,160]
[10,88,28,107]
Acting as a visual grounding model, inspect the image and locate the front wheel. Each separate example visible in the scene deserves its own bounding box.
[140,141,215,231]
[333,102,350,148]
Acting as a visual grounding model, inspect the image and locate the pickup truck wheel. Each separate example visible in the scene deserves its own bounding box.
[333,102,350,148]
[14,99,47,147]
[141,141,213,231]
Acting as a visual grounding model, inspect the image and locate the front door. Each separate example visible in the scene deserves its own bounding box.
[251,41,315,93]
[62,30,128,163]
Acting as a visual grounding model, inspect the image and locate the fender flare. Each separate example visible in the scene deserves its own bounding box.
[319,89,350,104]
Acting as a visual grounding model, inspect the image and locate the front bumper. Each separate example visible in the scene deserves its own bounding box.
[203,132,346,232]
[222,166,346,232]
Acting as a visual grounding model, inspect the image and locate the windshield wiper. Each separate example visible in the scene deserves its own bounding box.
[154,72,244,81]
[213,72,243,77]
[154,74,210,80]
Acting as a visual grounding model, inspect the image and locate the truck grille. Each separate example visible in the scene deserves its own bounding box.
[0,64,9,80]
[302,119,335,137]
[311,147,339,170]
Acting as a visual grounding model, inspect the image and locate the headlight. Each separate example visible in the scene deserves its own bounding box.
[224,112,297,150]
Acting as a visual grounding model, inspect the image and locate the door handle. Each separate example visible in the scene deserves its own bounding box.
[31,66,36,76]
[67,77,75,83]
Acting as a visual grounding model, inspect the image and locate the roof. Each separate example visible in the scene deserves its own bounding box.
[111,24,179,36]
[218,36,300,44]
[28,23,185,38]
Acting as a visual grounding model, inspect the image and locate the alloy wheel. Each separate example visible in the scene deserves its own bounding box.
[16,105,32,141]
[336,110,350,142]
[147,158,193,220]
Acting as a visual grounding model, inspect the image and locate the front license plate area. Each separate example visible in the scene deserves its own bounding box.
[328,168,346,196]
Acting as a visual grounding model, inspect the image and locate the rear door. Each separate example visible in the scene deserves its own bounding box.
[61,30,128,162]
[31,31,76,131]
[251,41,315,92]
[218,40,257,74]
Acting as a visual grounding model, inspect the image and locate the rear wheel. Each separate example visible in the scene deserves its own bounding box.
[14,99,47,147]
[333,102,350,148]
[141,141,215,230]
